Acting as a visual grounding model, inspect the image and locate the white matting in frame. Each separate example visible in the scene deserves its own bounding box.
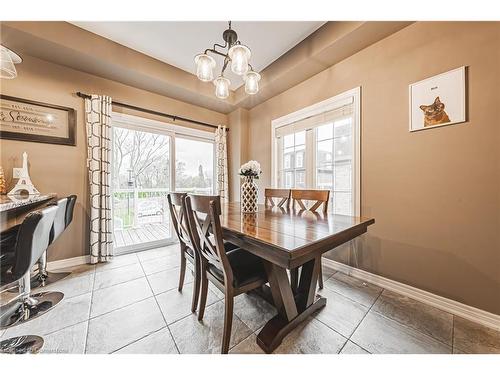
[409,66,466,132]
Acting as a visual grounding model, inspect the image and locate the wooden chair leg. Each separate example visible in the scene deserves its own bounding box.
[221,292,234,354]
[178,247,187,292]
[198,263,209,321]
[318,262,324,290]
[191,256,201,312]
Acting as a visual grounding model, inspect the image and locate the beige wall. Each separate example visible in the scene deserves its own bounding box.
[0,55,228,262]
[227,108,249,202]
[247,22,500,314]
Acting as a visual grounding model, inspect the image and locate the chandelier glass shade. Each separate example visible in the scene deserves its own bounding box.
[244,70,261,95]
[194,53,216,82]
[228,44,250,76]
[1,45,22,80]
[213,76,230,99]
[194,22,259,99]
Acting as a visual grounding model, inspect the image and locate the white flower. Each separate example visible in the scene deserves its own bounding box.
[239,160,261,178]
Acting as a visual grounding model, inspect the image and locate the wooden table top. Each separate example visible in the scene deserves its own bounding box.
[220,202,375,268]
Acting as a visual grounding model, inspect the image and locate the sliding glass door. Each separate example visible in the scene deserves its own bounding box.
[175,136,215,195]
[111,113,216,254]
[112,125,173,253]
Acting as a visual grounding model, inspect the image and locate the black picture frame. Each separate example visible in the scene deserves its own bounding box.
[0,94,76,146]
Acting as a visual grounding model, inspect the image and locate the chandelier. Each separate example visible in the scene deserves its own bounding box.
[194,21,261,99]
[0,45,22,79]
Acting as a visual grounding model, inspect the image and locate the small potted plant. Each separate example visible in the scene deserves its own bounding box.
[239,160,261,213]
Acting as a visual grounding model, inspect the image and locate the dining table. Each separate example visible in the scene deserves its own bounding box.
[220,202,375,353]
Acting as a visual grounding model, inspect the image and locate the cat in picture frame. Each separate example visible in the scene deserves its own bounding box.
[409,66,466,132]
[419,96,451,127]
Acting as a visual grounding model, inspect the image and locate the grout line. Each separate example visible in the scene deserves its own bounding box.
[367,290,454,349]
[137,251,178,265]
[367,309,454,353]
[165,295,221,328]
[322,274,453,350]
[229,326,257,353]
[137,253,181,354]
[313,315,351,343]
[2,316,90,341]
[83,264,97,353]
[321,277,378,307]
[338,287,383,353]
[40,248,178,354]
[109,325,170,354]
[93,273,146,292]
[88,291,153,321]
[143,264,184,278]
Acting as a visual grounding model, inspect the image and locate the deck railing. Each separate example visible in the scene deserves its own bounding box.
[113,187,212,229]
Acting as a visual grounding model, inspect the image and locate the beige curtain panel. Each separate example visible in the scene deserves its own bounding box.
[85,95,113,264]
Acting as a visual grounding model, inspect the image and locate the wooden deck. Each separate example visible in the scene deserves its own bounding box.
[113,223,170,248]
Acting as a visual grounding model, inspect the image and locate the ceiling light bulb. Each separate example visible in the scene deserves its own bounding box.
[244,71,261,95]
[0,45,18,79]
[194,53,216,82]
[213,76,230,99]
[228,44,250,76]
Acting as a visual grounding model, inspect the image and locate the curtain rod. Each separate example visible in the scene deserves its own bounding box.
[75,92,227,131]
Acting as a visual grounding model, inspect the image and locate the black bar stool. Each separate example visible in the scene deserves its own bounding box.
[0,335,44,354]
[32,195,77,288]
[0,205,64,353]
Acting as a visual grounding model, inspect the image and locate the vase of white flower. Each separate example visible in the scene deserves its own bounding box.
[239,160,261,213]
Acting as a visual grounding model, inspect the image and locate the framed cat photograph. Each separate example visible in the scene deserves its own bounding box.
[409,66,467,132]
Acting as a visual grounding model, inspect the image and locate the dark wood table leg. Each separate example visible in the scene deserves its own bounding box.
[290,267,299,293]
[257,257,326,353]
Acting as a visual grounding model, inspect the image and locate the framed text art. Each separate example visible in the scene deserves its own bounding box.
[0,95,76,146]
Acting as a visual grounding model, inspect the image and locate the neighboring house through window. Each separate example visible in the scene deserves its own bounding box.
[271,87,361,216]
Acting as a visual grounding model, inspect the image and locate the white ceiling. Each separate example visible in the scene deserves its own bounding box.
[71,21,325,90]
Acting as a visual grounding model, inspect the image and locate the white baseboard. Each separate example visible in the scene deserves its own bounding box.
[322,258,500,331]
[46,253,499,330]
[47,255,90,271]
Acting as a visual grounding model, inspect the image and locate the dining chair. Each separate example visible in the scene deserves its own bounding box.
[167,192,200,312]
[290,189,331,289]
[291,189,330,214]
[264,188,291,209]
[184,194,268,354]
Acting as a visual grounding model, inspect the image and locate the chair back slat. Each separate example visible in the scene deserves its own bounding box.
[264,188,291,208]
[291,189,330,213]
[184,194,233,285]
[167,192,191,246]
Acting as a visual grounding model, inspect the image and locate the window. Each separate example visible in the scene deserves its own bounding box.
[281,131,306,188]
[175,136,215,194]
[111,112,216,253]
[272,88,360,216]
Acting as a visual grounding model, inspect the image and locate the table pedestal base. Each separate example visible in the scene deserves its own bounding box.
[256,296,326,353]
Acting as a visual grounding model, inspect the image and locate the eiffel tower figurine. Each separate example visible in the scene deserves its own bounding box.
[8,152,40,196]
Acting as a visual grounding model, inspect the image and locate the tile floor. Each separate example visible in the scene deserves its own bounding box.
[1,244,499,354]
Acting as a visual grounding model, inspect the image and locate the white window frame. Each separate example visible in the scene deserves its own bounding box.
[111,112,216,254]
[112,112,217,195]
[271,87,361,216]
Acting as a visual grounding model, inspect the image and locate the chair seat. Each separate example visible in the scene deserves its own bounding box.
[223,241,239,252]
[208,248,267,289]
[185,241,238,259]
